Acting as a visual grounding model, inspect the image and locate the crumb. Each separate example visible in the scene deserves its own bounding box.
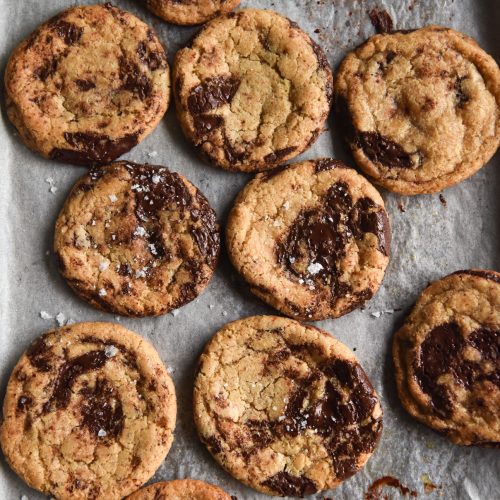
[398,202,406,213]
[368,8,394,34]
[439,194,447,206]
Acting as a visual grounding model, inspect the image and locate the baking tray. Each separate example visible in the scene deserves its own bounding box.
[0,0,498,498]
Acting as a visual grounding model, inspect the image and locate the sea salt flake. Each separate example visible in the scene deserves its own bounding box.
[307,262,323,275]
[99,261,109,271]
[151,174,161,184]
[40,311,52,320]
[282,201,290,210]
[98,288,107,297]
[49,186,57,194]
[45,177,54,184]
[56,313,65,326]
[167,366,175,374]
[108,194,118,202]
[66,318,75,325]
[135,268,147,278]
[105,345,118,358]
[148,151,158,158]
[371,311,381,318]
[149,244,158,255]
[209,304,215,310]
[97,429,107,437]
[134,226,146,237]
[384,309,395,314]
[171,309,179,317]
[278,415,285,422]
[222,311,228,317]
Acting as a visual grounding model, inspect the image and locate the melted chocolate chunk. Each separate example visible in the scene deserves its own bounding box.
[357,132,414,168]
[51,20,84,45]
[263,147,296,165]
[315,159,345,173]
[368,9,394,34]
[202,435,222,454]
[191,192,220,268]
[119,57,153,100]
[42,350,108,413]
[35,58,59,81]
[188,75,241,114]
[75,79,96,91]
[80,378,124,438]
[137,40,166,71]
[194,114,224,138]
[277,182,389,303]
[51,132,139,165]
[455,76,469,108]
[262,471,317,497]
[26,335,52,372]
[415,322,500,417]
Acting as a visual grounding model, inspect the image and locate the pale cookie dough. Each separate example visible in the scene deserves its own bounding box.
[146,0,241,26]
[0,322,176,499]
[226,159,391,321]
[5,4,169,166]
[127,479,232,499]
[335,26,500,194]
[173,9,333,172]
[194,315,383,496]
[393,270,500,445]
[54,161,220,317]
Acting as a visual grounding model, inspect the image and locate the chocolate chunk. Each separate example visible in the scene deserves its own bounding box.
[194,114,224,138]
[75,79,96,91]
[263,147,296,164]
[118,263,132,277]
[368,9,394,34]
[357,132,414,168]
[188,75,240,115]
[223,134,247,165]
[468,328,499,363]
[202,435,222,454]
[26,335,52,372]
[80,378,124,439]
[137,40,166,71]
[191,193,220,268]
[35,58,59,81]
[51,131,139,165]
[51,20,84,45]
[315,159,345,173]
[119,57,152,100]
[455,76,469,108]
[335,94,357,143]
[365,476,417,499]
[42,350,108,413]
[262,471,317,497]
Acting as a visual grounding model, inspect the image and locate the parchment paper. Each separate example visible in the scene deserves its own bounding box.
[0,1,498,498]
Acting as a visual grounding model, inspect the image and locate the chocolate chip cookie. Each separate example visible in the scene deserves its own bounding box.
[5,4,169,166]
[194,315,383,496]
[173,9,333,172]
[335,26,500,194]
[0,322,176,499]
[226,159,391,321]
[54,161,220,317]
[127,479,232,499]
[393,270,500,445]
[146,0,241,26]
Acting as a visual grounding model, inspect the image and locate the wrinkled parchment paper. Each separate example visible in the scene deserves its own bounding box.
[0,0,498,498]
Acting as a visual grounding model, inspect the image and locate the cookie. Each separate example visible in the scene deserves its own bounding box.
[127,479,232,499]
[146,0,241,26]
[0,322,176,499]
[54,161,220,317]
[335,26,500,194]
[194,315,383,496]
[173,9,333,172]
[226,159,391,321]
[393,270,500,445]
[5,4,169,166]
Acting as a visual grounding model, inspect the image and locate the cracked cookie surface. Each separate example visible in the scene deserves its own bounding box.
[5,4,169,166]
[393,270,500,445]
[146,0,241,26]
[194,315,383,496]
[0,322,176,499]
[173,9,333,172]
[335,26,500,194]
[127,479,232,499]
[54,161,220,317]
[226,159,391,321]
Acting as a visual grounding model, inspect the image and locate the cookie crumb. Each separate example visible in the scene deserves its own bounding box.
[368,9,394,34]
[398,203,406,213]
[40,311,52,320]
[439,194,447,206]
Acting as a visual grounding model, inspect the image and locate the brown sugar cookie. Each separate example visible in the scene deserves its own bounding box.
[335,26,500,194]
[0,322,176,499]
[54,161,220,317]
[146,0,241,26]
[194,315,383,496]
[5,4,169,166]
[393,270,500,445]
[226,159,391,321]
[126,479,232,499]
[173,9,333,172]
